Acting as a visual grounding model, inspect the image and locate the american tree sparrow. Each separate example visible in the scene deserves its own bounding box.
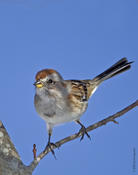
[34,58,133,157]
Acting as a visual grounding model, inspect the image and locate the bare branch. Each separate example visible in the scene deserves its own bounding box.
[29,100,138,171]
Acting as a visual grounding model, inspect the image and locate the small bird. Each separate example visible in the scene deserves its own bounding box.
[34,58,133,157]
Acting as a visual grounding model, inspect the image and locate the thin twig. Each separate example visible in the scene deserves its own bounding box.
[28,100,138,171]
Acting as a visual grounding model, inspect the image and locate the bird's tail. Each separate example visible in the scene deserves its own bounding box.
[93,58,133,84]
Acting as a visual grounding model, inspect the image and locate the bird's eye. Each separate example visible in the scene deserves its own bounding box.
[47,79,53,84]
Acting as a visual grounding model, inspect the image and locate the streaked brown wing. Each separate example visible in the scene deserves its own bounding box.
[70,80,87,102]
[69,80,97,102]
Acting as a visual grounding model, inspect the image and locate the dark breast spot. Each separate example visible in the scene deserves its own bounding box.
[43,112,55,118]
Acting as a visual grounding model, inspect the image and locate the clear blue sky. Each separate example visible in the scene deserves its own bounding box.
[0,0,138,174]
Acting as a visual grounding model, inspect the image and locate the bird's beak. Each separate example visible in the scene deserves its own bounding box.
[33,81,44,88]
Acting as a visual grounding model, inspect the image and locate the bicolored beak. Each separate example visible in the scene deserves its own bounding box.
[33,81,44,88]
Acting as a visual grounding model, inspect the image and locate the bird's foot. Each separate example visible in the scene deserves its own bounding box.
[45,142,58,159]
[78,126,91,141]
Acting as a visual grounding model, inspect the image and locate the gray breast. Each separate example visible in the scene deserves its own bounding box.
[34,93,56,118]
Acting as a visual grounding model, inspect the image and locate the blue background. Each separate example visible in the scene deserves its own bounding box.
[0,0,138,174]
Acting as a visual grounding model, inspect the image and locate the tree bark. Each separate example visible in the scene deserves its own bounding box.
[0,100,137,174]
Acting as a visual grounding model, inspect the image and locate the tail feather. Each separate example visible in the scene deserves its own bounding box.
[93,58,133,83]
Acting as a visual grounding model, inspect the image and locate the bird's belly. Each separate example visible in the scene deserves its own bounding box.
[35,94,87,126]
[44,112,81,126]
[39,104,81,126]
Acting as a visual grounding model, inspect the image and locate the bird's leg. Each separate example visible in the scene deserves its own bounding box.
[45,131,57,159]
[76,120,91,141]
